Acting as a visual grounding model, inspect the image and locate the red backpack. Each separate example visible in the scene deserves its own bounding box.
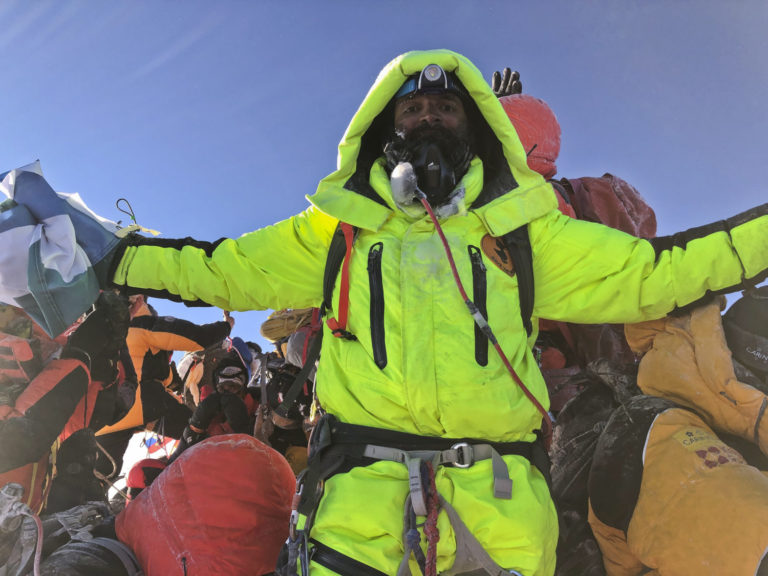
[116,434,296,576]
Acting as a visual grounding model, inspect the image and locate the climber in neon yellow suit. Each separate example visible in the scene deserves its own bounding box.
[105,50,768,575]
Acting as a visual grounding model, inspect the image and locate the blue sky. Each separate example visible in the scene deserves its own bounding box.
[2,1,767,351]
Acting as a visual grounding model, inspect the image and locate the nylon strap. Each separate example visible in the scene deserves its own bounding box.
[325,222,356,338]
[398,494,427,576]
[301,308,322,365]
[322,223,349,311]
[438,496,521,576]
[755,397,768,446]
[297,415,540,519]
[502,225,534,337]
[407,459,428,515]
[259,352,268,409]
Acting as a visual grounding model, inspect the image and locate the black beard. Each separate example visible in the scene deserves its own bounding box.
[384,124,473,206]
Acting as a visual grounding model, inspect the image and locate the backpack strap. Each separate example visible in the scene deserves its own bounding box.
[273,222,356,418]
[324,222,358,341]
[501,225,534,337]
[550,180,577,218]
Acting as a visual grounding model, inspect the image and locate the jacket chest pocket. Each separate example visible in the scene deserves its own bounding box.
[367,242,387,369]
[468,245,488,366]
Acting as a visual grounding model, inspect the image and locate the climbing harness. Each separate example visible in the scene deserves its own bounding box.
[282,414,550,576]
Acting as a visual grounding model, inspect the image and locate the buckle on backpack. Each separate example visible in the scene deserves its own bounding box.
[451,442,473,468]
[289,470,306,541]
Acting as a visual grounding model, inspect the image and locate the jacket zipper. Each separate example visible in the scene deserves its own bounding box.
[468,245,488,366]
[367,242,387,369]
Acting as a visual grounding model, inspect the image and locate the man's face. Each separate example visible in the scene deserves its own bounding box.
[394,93,468,140]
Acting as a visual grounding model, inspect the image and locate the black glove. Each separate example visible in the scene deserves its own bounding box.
[181,394,222,451]
[181,424,205,447]
[114,378,138,421]
[93,233,134,290]
[219,393,250,434]
[189,393,222,432]
[63,291,130,382]
[491,68,522,98]
[66,291,130,356]
[65,291,130,382]
[99,291,131,352]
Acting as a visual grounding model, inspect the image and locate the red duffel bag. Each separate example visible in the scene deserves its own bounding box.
[116,434,296,576]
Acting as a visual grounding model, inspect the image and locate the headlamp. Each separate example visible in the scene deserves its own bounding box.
[395,64,467,100]
[420,64,448,90]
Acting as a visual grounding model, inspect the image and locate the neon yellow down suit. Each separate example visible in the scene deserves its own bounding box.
[111,50,768,575]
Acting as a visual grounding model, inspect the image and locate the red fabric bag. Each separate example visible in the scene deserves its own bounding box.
[116,434,296,576]
[558,173,657,239]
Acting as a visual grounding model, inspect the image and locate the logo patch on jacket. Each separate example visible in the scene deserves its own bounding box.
[481,235,516,278]
[673,429,745,468]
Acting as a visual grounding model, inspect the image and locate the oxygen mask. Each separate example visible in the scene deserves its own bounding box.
[412,142,455,204]
[385,124,472,209]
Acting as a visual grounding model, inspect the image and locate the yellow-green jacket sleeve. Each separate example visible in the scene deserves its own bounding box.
[532,204,768,324]
[112,205,338,312]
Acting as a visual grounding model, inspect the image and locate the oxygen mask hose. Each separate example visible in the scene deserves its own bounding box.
[414,186,553,449]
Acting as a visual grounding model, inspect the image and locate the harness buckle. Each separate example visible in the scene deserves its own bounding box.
[289,473,305,541]
[451,442,473,468]
[289,510,299,541]
[331,328,358,341]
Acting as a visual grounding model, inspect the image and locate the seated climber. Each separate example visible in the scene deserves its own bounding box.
[585,289,768,576]
[95,294,233,477]
[170,337,256,460]
[0,291,130,515]
[257,308,321,474]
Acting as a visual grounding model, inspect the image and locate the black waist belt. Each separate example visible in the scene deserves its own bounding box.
[321,417,537,458]
[298,414,551,517]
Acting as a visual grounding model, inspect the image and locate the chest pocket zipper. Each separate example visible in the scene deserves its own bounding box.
[468,245,488,366]
[368,242,387,369]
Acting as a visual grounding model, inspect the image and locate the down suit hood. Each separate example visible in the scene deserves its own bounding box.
[309,49,558,233]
